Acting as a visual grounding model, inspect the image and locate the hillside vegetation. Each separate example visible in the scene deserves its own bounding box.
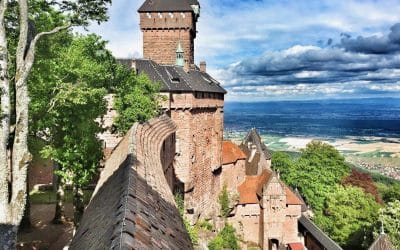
[272,141,400,249]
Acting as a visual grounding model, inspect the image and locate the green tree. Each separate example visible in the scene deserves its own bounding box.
[377,182,400,203]
[113,71,160,134]
[319,185,380,249]
[271,151,295,179]
[0,0,111,246]
[208,224,238,250]
[38,35,114,226]
[219,185,231,218]
[282,141,350,211]
[174,193,199,245]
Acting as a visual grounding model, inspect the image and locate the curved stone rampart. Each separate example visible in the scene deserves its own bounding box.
[70,115,192,249]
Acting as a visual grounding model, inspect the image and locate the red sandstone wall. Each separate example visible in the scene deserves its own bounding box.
[29,156,53,190]
[262,176,287,248]
[97,94,122,160]
[230,204,261,245]
[188,108,222,217]
[140,12,195,67]
[94,115,178,204]
[161,133,176,191]
[166,92,224,219]
[221,159,246,192]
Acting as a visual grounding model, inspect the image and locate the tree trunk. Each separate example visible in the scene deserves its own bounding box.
[53,176,66,224]
[73,185,84,227]
[0,224,18,250]
[0,0,10,226]
[19,179,31,231]
[0,0,69,246]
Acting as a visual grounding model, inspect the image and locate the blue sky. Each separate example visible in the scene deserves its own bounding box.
[84,0,400,101]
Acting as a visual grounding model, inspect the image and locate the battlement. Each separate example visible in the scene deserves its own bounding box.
[139,12,196,34]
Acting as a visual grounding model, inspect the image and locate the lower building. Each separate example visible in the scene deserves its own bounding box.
[219,129,342,250]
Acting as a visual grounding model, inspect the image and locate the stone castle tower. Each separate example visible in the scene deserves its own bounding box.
[134,0,227,219]
[138,0,200,69]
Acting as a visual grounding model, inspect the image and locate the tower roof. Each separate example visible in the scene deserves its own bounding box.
[138,0,199,13]
[129,59,227,94]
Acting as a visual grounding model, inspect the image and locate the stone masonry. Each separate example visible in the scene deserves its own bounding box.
[139,10,196,69]
[135,0,226,220]
[70,115,192,249]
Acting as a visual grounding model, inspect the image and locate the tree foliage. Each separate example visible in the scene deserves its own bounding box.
[342,168,382,204]
[208,224,238,250]
[113,71,160,134]
[318,185,380,249]
[0,0,111,245]
[272,141,350,211]
[219,184,231,218]
[271,141,385,248]
[377,182,400,204]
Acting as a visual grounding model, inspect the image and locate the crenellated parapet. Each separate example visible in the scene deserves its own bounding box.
[70,115,192,249]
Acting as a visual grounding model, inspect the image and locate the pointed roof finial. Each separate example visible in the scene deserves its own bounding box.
[380,218,385,235]
[176,41,184,53]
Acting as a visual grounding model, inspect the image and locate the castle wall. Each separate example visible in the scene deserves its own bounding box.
[221,159,246,192]
[160,133,176,191]
[262,176,287,248]
[140,12,195,67]
[97,94,122,159]
[229,204,261,245]
[29,156,53,190]
[188,107,222,218]
[283,205,302,244]
[72,115,193,249]
[163,92,224,218]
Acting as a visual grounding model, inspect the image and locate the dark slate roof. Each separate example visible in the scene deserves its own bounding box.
[70,115,192,249]
[242,129,272,160]
[116,58,133,68]
[239,144,261,175]
[70,159,192,249]
[369,234,396,250]
[133,59,227,94]
[138,0,199,12]
[299,216,343,250]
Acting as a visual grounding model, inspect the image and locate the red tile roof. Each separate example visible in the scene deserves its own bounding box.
[222,141,247,165]
[285,187,304,205]
[237,171,304,206]
[237,170,272,204]
[288,242,304,250]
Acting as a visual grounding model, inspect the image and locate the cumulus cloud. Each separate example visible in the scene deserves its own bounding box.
[80,0,400,100]
[340,23,400,54]
[215,22,400,101]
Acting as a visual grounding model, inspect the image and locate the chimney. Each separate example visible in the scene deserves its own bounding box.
[131,60,137,74]
[200,61,206,73]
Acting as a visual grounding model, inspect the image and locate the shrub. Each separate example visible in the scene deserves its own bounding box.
[198,219,213,231]
[184,217,199,245]
[219,185,230,218]
[208,224,238,250]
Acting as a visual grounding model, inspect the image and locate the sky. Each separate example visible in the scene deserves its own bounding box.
[83,0,400,102]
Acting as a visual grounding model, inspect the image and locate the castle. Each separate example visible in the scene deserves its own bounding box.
[71,1,355,249]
